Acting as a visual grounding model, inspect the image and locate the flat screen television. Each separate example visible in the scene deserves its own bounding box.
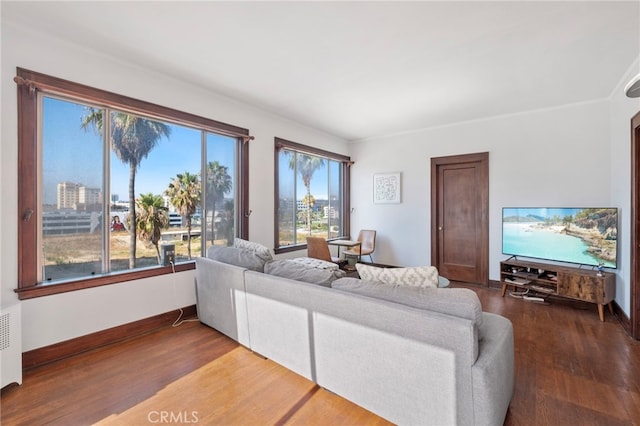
[502,207,618,268]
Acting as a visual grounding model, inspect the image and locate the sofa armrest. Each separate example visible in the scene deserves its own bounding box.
[195,257,251,347]
[472,312,515,426]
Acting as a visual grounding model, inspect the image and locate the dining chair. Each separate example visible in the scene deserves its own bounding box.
[306,237,344,266]
[344,229,376,263]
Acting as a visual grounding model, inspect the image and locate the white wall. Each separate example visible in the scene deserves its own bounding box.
[608,58,640,315]
[348,99,633,310]
[1,22,348,351]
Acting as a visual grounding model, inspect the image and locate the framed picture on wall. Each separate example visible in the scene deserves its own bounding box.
[373,172,401,204]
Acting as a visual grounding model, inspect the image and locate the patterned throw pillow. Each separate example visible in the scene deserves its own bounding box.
[233,238,273,261]
[355,263,439,288]
[289,257,340,271]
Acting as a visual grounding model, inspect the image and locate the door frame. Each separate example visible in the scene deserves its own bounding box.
[631,111,640,339]
[430,152,489,285]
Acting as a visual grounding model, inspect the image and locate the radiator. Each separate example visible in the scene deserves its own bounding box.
[1,303,23,388]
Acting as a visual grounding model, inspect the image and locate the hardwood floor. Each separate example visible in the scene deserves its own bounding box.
[477,285,640,426]
[2,283,640,425]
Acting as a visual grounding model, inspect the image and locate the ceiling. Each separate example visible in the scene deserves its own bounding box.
[3,1,639,141]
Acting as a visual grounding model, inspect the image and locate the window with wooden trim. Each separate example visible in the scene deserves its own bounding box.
[15,68,251,299]
[274,137,351,252]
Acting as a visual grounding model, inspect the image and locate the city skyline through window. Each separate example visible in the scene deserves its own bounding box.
[40,95,239,282]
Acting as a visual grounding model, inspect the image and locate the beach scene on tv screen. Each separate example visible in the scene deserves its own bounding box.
[502,208,617,268]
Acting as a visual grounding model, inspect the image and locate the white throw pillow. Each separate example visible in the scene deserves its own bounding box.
[233,238,273,261]
[355,263,439,288]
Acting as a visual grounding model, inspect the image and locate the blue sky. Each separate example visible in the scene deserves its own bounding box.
[277,151,341,201]
[42,97,235,205]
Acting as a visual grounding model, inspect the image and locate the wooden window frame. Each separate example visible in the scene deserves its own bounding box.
[15,68,250,299]
[273,137,352,254]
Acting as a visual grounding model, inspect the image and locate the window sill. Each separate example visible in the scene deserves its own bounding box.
[274,244,307,255]
[15,262,195,300]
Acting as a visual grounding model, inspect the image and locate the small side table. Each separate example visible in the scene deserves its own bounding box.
[328,240,362,261]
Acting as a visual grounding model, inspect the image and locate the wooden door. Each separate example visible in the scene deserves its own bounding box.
[431,153,489,285]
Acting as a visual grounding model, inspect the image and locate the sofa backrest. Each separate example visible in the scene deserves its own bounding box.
[331,277,483,352]
[243,270,479,425]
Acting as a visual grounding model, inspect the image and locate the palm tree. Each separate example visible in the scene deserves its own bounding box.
[206,161,232,245]
[302,194,316,209]
[289,154,325,234]
[563,215,574,230]
[135,193,169,265]
[165,172,200,259]
[217,199,236,246]
[81,109,171,268]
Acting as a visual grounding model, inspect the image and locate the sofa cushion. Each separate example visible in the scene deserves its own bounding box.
[355,263,439,288]
[264,259,345,287]
[331,277,483,326]
[206,245,268,272]
[233,238,273,261]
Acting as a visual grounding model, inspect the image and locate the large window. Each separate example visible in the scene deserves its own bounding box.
[15,68,250,299]
[274,137,351,252]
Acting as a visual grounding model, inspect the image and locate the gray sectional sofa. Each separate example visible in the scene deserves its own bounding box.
[195,246,514,425]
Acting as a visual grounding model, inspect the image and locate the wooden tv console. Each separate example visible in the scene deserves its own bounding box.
[500,258,615,322]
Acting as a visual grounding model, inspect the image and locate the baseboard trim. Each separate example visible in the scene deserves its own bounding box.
[488,279,502,290]
[612,300,631,335]
[22,305,197,370]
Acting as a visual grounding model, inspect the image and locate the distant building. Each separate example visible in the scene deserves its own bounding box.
[168,212,183,227]
[57,182,80,209]
[43,211,99,235]
[78,186,101,206]
[57,182,102,210]
[323,205,339,219]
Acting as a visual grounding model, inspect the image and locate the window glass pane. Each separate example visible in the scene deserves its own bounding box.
[42,97,104,282]
[278,149,296,246]
[204,133,236,248]
[46,102,209,278]
[295,154,329,239]
[328,160,342,239]
[276,144,346,250]
[113,117,202,268]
